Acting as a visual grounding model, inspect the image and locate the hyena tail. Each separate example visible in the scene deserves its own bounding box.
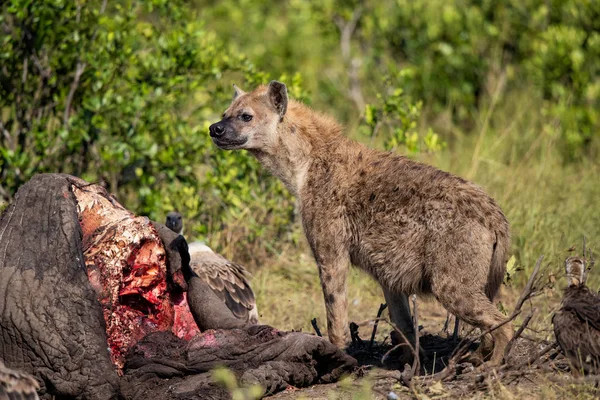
[485,231,510,301]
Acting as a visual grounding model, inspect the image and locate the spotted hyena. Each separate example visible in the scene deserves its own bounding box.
[209,81,512,366]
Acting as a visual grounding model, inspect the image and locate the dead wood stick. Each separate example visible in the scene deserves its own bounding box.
[504,308,537,359]
[382,319,418,368]
[350,322,363,346]
[459,254,542,362]
[497,255,544,359]
[311,318,322,337]
[369,303,387,349]
[424,255,544,383]
[450,310,521,363]
[411,295,420,377]
[513,255,544,312]
[425,311,522,382]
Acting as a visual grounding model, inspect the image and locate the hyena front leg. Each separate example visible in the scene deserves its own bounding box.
[316,253,350,348]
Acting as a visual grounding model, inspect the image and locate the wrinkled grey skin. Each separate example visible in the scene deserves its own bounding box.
[0,174,120,399]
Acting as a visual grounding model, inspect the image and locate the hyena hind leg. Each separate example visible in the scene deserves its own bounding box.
[383,289,414,343]
[382,289,426,363]
[436,289,512,366]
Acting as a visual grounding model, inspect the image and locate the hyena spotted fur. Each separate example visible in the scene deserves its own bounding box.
[209,81,512,366]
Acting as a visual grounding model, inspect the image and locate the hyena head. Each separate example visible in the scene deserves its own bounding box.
[209,81,288,151]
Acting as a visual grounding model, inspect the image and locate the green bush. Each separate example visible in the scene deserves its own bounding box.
[1,0,598,271]
[0,0,298,261]
[198,0,599,160]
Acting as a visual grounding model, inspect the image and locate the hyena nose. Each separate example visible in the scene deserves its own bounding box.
[209,123,225,138]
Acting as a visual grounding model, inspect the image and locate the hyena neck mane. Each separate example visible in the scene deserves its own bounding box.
[249,99,351,196]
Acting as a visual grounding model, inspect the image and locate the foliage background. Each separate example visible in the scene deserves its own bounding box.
[1,0,599,329]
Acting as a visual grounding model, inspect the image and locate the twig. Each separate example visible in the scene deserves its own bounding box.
[63,61,86,127]
[452,311,521,363]
[504,308,537,359]
[426,311,521,382]
[443,312,450,334]
[513,255,544,312]
[369,303,387,349]
[411,295,420,377]
[382,319,418,367]
[311,318,322,337]
[333,7,365,112]
[431,256,544,381]
[350,322,363,346]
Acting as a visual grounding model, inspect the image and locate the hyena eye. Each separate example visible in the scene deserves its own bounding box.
[240,113,253,122]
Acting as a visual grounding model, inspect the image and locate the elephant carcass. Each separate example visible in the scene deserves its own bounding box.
[0,174,357,399]
[0,174,121,399]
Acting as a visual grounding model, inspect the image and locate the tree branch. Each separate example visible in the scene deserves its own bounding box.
[63,61,86,127]
[333,7,365,112]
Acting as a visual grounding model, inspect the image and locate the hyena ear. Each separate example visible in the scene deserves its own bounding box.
[267,80,288,120]
[232,84,245,100]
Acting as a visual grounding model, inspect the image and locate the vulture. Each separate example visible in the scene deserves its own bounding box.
[0,360,39,400]
[165,212,259,324]
[553,256,600,375]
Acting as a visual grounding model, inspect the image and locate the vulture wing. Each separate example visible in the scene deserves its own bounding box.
[190,249,258,323]
[562,286,600,331]
[0,360,39,400]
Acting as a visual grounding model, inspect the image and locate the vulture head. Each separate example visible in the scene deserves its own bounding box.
[165,211,184,235]
[565,256,586,288]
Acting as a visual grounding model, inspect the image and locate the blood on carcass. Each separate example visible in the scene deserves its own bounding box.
[72,185,200,372]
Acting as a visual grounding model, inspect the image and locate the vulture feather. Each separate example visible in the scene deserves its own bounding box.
[553,256,600,375]
[165,212,259,324]
[0,360,39,400]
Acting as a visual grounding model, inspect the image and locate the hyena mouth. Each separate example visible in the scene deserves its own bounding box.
[212,136,248,149]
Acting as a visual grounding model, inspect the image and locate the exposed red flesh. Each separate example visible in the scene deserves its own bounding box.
[172,292,200,341]
[72,185,200,372]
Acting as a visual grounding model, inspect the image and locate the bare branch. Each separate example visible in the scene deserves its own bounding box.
[411,295,420,377]
[514,254,544,312]
[426,311,522,382]
[63,61,86,128]
[333,7,365,112]
[311,318,322,337]
[0,121,10,142]
[369,303,387,349]
[382,318,418,367]
[504,308,537,359]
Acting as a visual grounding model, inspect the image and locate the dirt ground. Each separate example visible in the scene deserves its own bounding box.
[265,295,598,400]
